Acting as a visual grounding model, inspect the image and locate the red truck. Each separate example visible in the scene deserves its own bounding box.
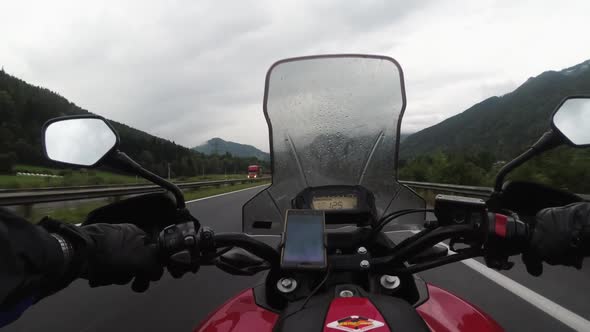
[247,165,262,179]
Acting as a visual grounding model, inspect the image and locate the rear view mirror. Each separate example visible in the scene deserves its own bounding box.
[552,96,590,147]
[43,116,119,167]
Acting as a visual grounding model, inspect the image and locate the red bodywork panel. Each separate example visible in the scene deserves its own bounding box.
[194,289,278,332]
[416,284,504,332]
[195,284,503,332]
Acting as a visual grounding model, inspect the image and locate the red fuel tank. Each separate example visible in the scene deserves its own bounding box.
[194,289,278,332]
[195,284,503,332]
[416,284,504,332]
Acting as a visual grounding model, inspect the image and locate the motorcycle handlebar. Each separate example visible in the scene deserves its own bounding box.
[158,210,531,275]
[158,223,281,269]
[373,212,530,273]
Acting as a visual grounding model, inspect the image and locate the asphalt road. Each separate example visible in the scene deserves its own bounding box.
[4,186,589,331]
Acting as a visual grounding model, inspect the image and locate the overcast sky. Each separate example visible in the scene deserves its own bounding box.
[2,0,590,152]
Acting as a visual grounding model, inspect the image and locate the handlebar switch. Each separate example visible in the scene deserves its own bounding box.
[434,195,487,227]
[199,226,215,254]
[483,212,529,271]
[171,250,192,265]
[487,213,528,240]
[160,225,185,253]
[159,221,200,266]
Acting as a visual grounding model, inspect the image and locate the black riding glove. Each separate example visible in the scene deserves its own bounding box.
[40,217,164,292]
[523,202,590,276]
[79,223,164,292]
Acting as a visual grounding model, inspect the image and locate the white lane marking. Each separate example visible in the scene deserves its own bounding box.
[407,230,590,331]
[185,184,269,204]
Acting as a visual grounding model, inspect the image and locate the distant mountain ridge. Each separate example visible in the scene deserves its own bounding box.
[400,59,590,160]
[399,132,412,143]
[0,69,259,177]
[193,138,269,161]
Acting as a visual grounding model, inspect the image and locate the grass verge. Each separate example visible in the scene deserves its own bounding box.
[28,201,108,224]
[24,180,269,224]
[1,164,249,189]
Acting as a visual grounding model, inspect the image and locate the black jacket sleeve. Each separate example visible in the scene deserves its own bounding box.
[0,208,66,310]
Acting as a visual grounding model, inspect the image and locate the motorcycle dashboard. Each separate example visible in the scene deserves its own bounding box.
[292,185,377,226]
[311,194,358,210]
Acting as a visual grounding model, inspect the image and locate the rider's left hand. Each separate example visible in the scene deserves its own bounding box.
[80,223,164,292]
[42,217,165,292]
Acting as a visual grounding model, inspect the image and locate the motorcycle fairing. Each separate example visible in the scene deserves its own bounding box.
[243,55,425,234]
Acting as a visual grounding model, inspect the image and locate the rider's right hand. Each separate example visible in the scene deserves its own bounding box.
[523,202,590,276]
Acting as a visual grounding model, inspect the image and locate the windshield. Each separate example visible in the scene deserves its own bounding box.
[243,55,424,234]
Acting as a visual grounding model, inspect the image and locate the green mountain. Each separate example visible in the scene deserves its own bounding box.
[0,70,257,177]
[398,59,590,192]
[400,59,590,160]
[193,138,269,161]
[399,132,412,143]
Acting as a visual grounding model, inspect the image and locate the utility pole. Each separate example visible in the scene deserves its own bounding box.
[167,162,171,180]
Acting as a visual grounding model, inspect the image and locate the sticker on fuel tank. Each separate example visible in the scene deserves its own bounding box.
[326,315,385,331]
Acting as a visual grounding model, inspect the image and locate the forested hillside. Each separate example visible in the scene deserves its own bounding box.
[401,59,590,159]
[0,70,265,178]
[399,59,590,192]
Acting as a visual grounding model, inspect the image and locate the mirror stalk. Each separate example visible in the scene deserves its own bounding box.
[493,130,561,192]
[111,151,186,209]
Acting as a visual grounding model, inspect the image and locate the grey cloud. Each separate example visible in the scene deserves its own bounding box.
[3,0,590,152]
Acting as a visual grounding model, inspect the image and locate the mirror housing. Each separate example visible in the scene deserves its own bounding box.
[42,115,119,167]
[41,115,187,209]
[551,96,590,147]
[492,95,590,192]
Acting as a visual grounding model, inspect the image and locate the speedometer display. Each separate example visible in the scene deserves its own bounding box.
[312,195,358,210]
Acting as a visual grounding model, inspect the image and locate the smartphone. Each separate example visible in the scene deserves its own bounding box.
[280,209,327,270]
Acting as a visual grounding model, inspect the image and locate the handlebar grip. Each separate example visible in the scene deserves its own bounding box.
[487,212,529,241]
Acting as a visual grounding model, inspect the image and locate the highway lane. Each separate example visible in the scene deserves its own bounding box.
[3,187,265,332]
[3,186,588,331]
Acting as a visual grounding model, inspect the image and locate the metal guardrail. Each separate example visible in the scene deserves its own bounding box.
[1,178,585,207]
[399,181,493,198]
[0,177,270,206]
[0,178,268,194]
[400,181,590,201]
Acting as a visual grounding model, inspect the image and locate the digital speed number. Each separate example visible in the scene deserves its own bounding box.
[311,195,358,210]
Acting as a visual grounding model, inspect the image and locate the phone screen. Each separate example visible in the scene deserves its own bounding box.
[281,210,326,269]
